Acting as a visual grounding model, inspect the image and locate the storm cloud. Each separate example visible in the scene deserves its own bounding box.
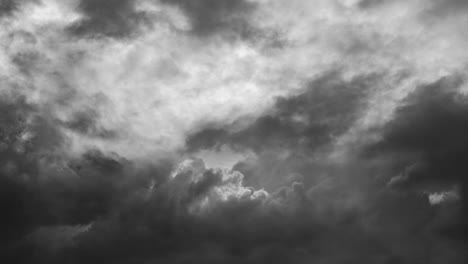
[1,0,468,263]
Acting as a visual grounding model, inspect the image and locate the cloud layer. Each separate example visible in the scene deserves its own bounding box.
[2,0,468,263]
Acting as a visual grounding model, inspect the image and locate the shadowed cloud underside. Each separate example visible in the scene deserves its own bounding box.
[1,0,468,263]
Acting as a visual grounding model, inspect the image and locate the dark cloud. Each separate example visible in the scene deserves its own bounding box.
[355,0,401,9]
[0,97,63,253]
[0,97,64,178]
[186,72,375,190]
[1,148,173,263]
[356,0,468,21]
[2,75,466,264]
[356,0,387,9]
[0,98,169,261]
[421,0,468,20]
[365,75,468,240]
[187,71,373,153]
[0,0,35,16]
[365,75,467,187]
[2,157,462,264]
[69,0,148,38]
[160,0,258,38]
[2,0,468,263]
[59,109,118,139]
[0,99,465,264]
[0,0,18,16]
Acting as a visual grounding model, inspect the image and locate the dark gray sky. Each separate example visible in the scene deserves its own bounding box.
[1,0,468,263]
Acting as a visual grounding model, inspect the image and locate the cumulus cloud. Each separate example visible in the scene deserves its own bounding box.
[2,0,468,263]
[5,153,463,263]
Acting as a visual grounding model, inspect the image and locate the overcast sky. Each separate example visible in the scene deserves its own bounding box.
[1,0,468,263]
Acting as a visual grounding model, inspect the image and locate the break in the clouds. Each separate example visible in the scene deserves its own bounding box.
[2,0,468,263]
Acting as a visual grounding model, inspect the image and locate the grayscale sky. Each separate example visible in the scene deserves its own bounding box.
[1,1,468,263]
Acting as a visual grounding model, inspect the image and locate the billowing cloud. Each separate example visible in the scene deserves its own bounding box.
[363,75,468,242]
[186,70,373,153]
[4,155,464,263]
[2,0,468,263]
